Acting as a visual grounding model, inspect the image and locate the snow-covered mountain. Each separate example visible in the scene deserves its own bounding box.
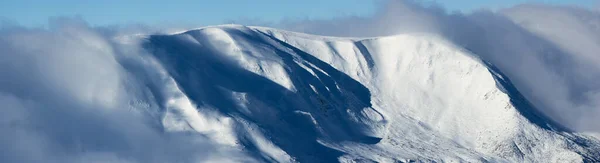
[112,24,600,162]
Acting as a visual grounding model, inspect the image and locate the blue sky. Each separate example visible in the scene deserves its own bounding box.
[0,0,596,27]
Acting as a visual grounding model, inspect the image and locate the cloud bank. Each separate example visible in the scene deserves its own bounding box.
[280,0,600,133]
[0,19,253,163]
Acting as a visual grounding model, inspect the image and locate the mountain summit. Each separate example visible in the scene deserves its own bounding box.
[130,25,600,162]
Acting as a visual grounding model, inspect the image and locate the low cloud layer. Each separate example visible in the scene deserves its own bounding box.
[0,19,252,163]
[281,0,600,132]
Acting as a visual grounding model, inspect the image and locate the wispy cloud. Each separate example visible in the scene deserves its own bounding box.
[0,18,252,163]
[279,0,600,132]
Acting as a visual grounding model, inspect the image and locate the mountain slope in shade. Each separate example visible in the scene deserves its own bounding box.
[132,25,600,162]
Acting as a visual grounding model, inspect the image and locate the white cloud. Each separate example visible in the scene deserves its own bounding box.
[280,0,600,132]
[0,18,252,163]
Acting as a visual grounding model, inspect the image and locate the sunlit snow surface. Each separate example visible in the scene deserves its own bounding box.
[132,25,600,162]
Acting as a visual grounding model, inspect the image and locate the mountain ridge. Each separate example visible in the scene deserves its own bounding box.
[137,25,600,162]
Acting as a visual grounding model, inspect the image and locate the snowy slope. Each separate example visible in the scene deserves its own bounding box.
[132,25,600,162]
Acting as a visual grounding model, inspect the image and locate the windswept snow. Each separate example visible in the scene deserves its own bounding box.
[124,25,600,162]
[4,23,593,162]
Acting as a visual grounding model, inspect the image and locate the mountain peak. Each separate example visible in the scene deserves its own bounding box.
[139,26,600,162]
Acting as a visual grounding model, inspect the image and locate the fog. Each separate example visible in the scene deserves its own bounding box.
[280,0,600,133]
[0,19,251,163]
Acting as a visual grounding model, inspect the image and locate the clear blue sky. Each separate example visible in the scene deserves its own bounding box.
[0,0,596,27]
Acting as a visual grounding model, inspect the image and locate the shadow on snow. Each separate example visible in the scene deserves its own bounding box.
[144,27,381,162]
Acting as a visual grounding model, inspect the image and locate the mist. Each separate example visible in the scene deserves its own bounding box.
[0,19,252,163]
[278,0,600,133]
